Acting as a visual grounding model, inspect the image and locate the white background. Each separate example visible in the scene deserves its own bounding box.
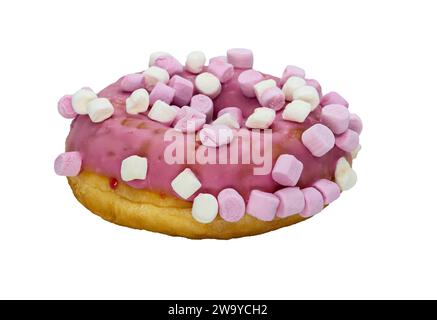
[1,0,436,299]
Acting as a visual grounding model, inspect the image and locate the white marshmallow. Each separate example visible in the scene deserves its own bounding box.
[245,107,276,129]
[335,157,357,191]
[351,144,361,159]
[171,168,202,200]
[212,113,240,129]
[254,79,276,100]
[148,100,178,124]
[148,51,170,67]
[192,193,218,224]
[86,98,114,123]
[292,85,320,110]
[282,100,312,123]
[143,66,170,90]
[185,51,206,74]
[72,88,97,115]
[282,76,306,101]
[126,89,150,115]
[120,155,148,182]
[195,72,222,98]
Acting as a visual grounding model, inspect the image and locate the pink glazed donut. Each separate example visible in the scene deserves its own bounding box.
[54,48,362,239]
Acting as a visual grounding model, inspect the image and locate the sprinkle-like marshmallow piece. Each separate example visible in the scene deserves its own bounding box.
[190,94,213,121]
[292,85,320,110]
[321,91,349,107]
[171,168,202,200]
[209,56,227,64]
[126,88,150,115]
[272,154,303,186]
[335,157,357,191]
[300,187,324,217]
[148,51,170,67]
[321,104,350,134]
[245,107,275,129]
[192,193,218,224]
[213,112,240,129]
[143,66,170,91]
[226,48,253,69]
[282,100,312,123]
[185,51,206,74]
[148,100,178,125]
[282,76,306,101]
[259,86,285,110]
[169,75,194,106]
[120,73,144,92]
[217,107,243,128]
[280,65,306,86]
[274,187,305,218]
[72,88,97,115]
[154,55,183,76]
[238,69,264,98]
[173,106,206,132]
[254,79,276,100]
[305,79,322,96]
[349,113,363,134]
[149,82,175,105]
[302,124,335,157]
[246,190,280,221]
[351,144,361,159]
[218,188,246,222]
[120,155,148,182]
[207,61,234,83]
[335,129,360,152]
[312,179,340,205]
[199,124,234,147]
[87,98,114,123]
[57,95,77,119]
[195,72,222,98]
[54,151,82,176]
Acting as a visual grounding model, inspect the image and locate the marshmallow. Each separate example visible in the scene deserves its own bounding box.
[57,95,77,119]
[282,76,306,101]
[259,86,285,110]
[238,69,264,98]
[171,168,202,199]
[154,55,183,76]
[173,106,206,132]
[54,151,82,176]
[305,79,322,96]
[226,48,253,69]
[120,73,144,92]
[217,107,243,127]
[143,66,170,91]
[349,113,363,134]
[149,82,175,105]
[245,107,275,129]
[320,91,349,107]
[300,187,324,218]
[148,100,178,125]
[126,88,150,115]
[282,100,312,123]
[280,65,306,86]
[321,104,350,134]
[292,85,320,110]
[351,144,361,159]
[213,112,240,129]
[190,94,213,121]
[302,124,335,157]
[120,155,148,182]
[87,98,114,123]
[148,51,170,67]
[272,154,303,186]
[274,187,305,218]
[207,61,234,83]
[209,56,227,64]
[192,193,218,224]
[169,75,194,106]
[254,79,276,100]
[72,88,98,115]
[247,190,280,221]
[217,188,246,222]
[312,179,340,205]
[335,129,359,152]
[185,51,206,74]
[195,72,221,98]
[199,124,234,147]
[335,157,357,191]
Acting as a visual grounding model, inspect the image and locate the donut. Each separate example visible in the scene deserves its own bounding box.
[54,48,362,239]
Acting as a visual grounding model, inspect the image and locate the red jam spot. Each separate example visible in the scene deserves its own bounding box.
[109,178,118,189]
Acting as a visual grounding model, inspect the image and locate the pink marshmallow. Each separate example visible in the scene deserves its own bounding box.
[259,86,286,110]
[280,65,306,86]
[321,104,350,134]
[149,82,175,105]
[246,190,280,221]
[305,79,322,96]
[209,56,227,64]
[238,69,264,98]
[274,187,305,218]
[272,154,303,186]
[349,113,363,134]
[54,151,82,176]
[120,73,144,92]
[226,48,253,69]
[312,179,340,205]
[300,187,324,218]
[207,61,234,83]
[217,107,243,127]
[321,92,349,107]
[169,75,194,106]
[335,129,359,152]
[57,95,77,119]
[218,188,246,222]
[173,106,206,133]
[153,55,183,76]
[199,124,234,147]
[190,94,214,122]
[302,124,335,157]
